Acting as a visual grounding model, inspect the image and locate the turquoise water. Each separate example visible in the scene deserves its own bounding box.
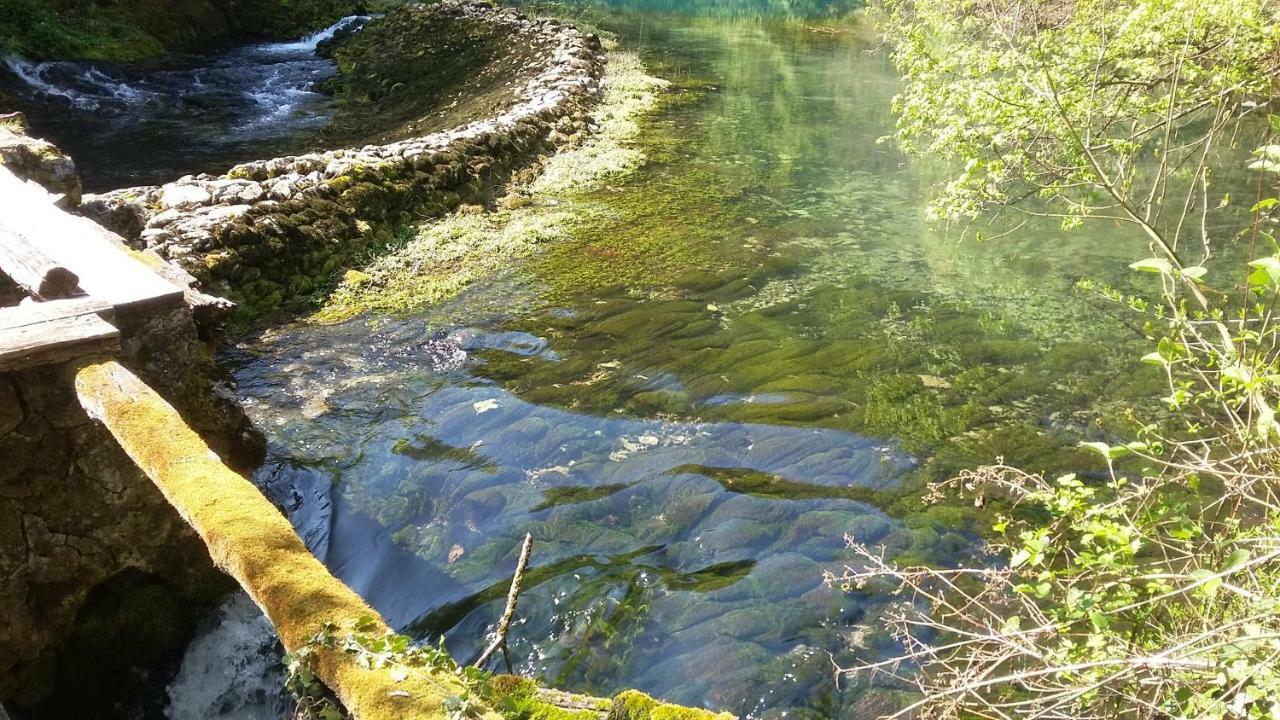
[228,3,1183,717]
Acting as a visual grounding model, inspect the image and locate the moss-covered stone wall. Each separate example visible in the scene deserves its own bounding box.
[81,1,605,323]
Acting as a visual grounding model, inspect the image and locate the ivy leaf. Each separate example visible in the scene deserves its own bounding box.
[1010,549,1032,568]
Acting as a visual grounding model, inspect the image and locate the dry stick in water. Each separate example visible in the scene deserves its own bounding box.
[474,533,534,672]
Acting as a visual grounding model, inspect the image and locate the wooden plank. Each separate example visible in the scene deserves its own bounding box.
[0,167,183,312]
[0,312,120,372]
[0,226,80,299]
[0,297,113,331]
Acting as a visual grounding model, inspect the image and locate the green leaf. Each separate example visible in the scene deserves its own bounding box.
[1251,197,1279,213]
[1190,568,1222,596]
[1249,256,1280,286]
[1010,549,1032,568]
[1222,548,1251,573]
[1141,352,1168,366]
[1130,257,1173,275]
[1181,266,1208,281]
[1079,441,1113,459]
[1088,610,1110,631]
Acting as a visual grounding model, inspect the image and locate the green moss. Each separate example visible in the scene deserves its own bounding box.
[608,690,733,720]
[315,48,670,322]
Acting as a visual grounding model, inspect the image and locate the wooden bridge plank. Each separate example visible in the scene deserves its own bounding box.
[0,312,120,372]
[0,168,183,312]
[0,297,113,331]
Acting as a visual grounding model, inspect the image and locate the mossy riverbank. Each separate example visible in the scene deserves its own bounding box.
[314,46,674,322]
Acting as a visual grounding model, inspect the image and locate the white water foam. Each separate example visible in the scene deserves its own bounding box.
[164,592,291,720]
[3,56,97,109]
[254,15,373,56]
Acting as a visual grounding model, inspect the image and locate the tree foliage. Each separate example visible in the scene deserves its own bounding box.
[833,1,1280,718]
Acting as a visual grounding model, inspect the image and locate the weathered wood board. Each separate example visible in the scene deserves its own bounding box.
[0,297,112,330]
[0,167,183,311]
[0,309,120,372]
[0,227,79,299]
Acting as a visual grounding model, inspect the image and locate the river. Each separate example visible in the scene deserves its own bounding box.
[1,15,369,191]
[206,3,1155,718]
[6,2,1163,718]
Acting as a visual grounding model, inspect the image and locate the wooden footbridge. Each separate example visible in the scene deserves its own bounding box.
[0,166,183,371]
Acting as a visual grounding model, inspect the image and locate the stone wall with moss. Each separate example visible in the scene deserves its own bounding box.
[81,1,605,322]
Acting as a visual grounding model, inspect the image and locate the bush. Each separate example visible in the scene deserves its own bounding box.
[831,1,1280,717]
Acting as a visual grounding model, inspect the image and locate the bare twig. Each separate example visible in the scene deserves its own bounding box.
[474,533,534,672]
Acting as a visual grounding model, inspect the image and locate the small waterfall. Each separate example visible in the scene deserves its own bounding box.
[1,15,373,118]
[0,14,378,190]
[255,15,374,55]
[164,592,292,720]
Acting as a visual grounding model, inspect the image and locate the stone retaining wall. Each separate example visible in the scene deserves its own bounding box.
[83,1,605,320]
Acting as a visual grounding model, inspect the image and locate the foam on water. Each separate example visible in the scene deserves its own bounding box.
[164,592,290,720]
[255,15,374,55]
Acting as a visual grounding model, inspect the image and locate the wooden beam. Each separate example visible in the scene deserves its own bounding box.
[0,227,80,299]
[74,361,501,720]
[0,311,120,372]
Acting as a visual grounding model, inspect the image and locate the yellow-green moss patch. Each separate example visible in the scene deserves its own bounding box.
[608,690,734,720]
[313,48,669,323]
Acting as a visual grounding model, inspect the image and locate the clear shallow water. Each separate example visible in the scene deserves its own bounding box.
[0,16,369,191]
[207,5,1185,719]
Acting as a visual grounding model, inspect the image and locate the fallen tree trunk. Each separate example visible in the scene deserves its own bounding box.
[74,360,500,720]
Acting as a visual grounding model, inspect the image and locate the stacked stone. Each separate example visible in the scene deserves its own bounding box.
[81,1,606,318]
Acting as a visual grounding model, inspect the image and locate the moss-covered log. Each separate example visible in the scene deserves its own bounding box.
[73,359,501,720]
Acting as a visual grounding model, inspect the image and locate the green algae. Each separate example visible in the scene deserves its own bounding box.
[532,483,631,511]
[668,465,886,505]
